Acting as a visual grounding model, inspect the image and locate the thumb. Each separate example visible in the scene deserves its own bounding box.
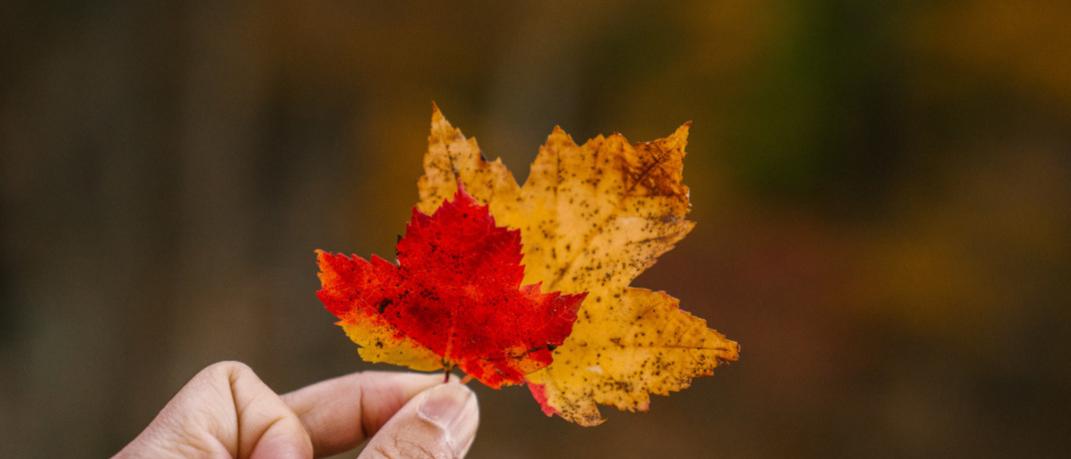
[359,382,479,459]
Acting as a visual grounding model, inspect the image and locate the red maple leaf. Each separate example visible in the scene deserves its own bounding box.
[317,186,586,388]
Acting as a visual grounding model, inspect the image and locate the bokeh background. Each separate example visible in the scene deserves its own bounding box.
[3,1,1070,457]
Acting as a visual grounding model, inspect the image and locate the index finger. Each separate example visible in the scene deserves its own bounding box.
[282,371,448,457]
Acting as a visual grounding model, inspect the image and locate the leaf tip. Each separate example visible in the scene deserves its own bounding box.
[528,383,559,417]
[314,249,338,269]
[666,122,691,149]
[546,125,577,147]
[429,102,459,137]
[723,339,742,363]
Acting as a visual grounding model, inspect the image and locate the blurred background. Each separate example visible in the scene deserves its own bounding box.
[2,1,1069,457]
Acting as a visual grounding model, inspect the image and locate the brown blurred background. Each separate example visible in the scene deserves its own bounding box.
[2,1,1070,457]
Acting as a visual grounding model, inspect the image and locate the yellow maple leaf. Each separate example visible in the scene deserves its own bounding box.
[416,105,739,425]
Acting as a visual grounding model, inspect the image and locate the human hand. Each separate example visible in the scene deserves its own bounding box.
[115,361,479,458]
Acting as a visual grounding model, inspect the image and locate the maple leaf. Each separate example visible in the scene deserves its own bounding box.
[316,186,586,388]
[416,105,740,425]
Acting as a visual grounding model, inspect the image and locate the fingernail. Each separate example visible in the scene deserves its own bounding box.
[418,383,472,429]
[418,383,478,455]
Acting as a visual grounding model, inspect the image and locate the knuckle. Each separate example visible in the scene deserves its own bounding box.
[192,361,256,387]
[202,360,253,377]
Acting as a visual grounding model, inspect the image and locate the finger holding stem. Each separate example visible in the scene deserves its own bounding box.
[443,363,453,383]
